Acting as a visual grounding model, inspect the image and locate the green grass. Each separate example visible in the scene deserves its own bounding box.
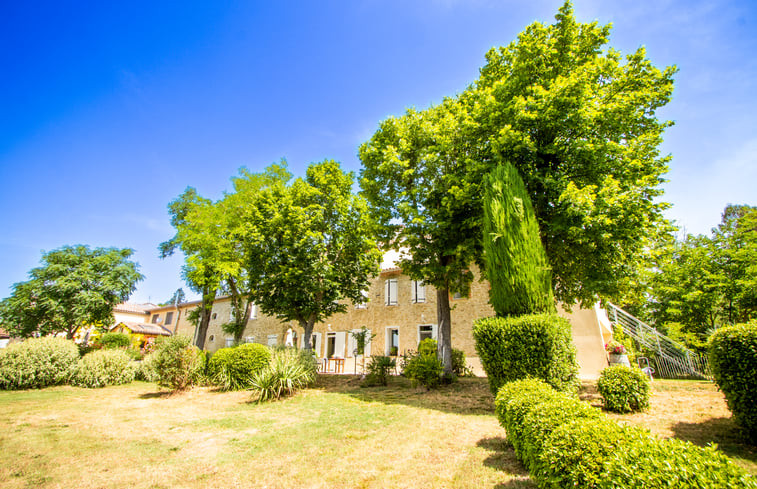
[0,376,754,488]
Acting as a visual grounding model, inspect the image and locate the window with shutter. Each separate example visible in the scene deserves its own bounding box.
[411,281,426,303]
[385,278,398,306]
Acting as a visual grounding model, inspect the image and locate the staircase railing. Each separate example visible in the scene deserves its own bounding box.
[606,303,712,380]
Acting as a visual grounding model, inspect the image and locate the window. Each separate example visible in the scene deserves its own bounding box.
[209,335,215,342]
[411,280,426,304]
[452,291,463,300]
[151,314,159,324]
[212,312,218,320]
[267,334,278,347]
[385,327,399,356]
[385,278,398,306]
[225,338,234,347]
[250,303,257,319]
[164,312,174,326]
[418,324,437,344]
[355,289,368,309]
[326,333,336,358]
[245,336,255,343]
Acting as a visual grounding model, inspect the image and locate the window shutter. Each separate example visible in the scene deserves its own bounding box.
[417,282,426,303]
[335,332,347,358]
[431,324,438,340]
[385,280,390,305]
[389,279,398,305]
[411,281,416,303]
[250,303,257,319]
[365,331,372,357]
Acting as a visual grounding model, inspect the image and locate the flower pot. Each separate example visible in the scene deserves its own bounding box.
[609,353,630,367]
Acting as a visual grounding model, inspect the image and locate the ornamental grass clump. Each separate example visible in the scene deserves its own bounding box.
[72,349,135,388]
[708,322,757,442]
[597,364,650,413]
[208,343,272,391]
[250,347,317,403]
[0,337,79,390]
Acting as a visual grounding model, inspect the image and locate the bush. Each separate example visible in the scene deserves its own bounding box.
[72,349,135,388]
[494,379,563,454]
[0,337,80,389]
[708,323,757,442]
[250,347,317,402]
[208,343,272,391]
[599,435,757,488]
[597,365,650,413]
[473,313,579,395]
[135,352,160,382]
[451,348,472,377]
[98,332,132,349]
[362,356,395,387]
[151,335,205,391]
[404,353,443,389]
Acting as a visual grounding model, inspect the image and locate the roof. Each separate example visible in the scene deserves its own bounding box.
[114,302,158,314]
[380,249,407,273]
[112,322,172,336]
[0,328,9,339]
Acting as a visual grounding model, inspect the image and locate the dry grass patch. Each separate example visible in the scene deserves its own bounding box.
[0,377,532,489]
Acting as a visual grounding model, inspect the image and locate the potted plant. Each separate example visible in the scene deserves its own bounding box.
[606,340,630,367]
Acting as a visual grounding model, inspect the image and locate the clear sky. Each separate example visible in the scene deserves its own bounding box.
[1,0,755,304]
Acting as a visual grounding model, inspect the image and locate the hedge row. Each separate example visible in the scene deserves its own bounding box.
[495,379,757,488]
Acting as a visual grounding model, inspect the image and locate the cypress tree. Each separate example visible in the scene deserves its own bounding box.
[483,162,554,316]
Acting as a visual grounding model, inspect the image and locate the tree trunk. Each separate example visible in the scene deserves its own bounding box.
[299,315,316,351]
[436,288,453,376]
[195,288,216,350]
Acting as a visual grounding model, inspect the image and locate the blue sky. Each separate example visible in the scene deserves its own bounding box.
[1,0,755,304]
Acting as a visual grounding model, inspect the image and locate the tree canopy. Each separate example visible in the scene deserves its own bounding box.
[243,160,382,348]
[0,245,143,339]
[360,1,675,372]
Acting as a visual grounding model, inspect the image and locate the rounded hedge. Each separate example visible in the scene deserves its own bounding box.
[72,349,135,388]
[597,364,650,413]
[708,323,757,442]
[0,337,80,390]
[99,332,132,349]
[494,379,563,454]
[473,313,579,395]
[208,343,272,390]
[152,335,205,391]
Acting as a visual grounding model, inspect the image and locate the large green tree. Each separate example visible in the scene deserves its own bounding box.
[360,1,675,373]
[0,245,143,339]
[243,160,382,349]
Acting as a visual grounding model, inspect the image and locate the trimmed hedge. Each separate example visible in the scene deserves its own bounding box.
[473,313,579,395]
[208,343,272,391]
[72,349,136,388]
[494,379,757,488]
[99,332,131,349]
[597,365,650,413]
[0,337,80,390]
[708,323,757,442]
[152,335,205,391]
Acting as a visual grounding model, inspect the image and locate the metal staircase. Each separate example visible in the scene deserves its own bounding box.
[606,303,711,379]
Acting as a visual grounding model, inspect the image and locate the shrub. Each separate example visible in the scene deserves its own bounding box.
[72,349,135,388]
[473,313,579,395]
[98,332,132,349]
[599,435,757,488]
[151,335,205,391]
[537,418,645,488]
[362,356,395,387]
[597,365,650,413]
[208,343,272,391]
[0,337,79,389]
[451,348,472,377]
[708,323,757,442]
[135,352,160,382]
[494,379,563,454]
[250,347,317,402]
[404,353,443,389]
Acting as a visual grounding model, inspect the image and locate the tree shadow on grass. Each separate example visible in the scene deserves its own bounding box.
[476,436,535,488]
[671,417,757,464]
[314,374,496,416]
[138,391,175,399]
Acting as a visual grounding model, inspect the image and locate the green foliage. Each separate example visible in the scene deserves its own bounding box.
[0,246,143,339]
[362,356,396,387]
[610,324,637,363]
[494,377,757,488]
[250,347,317,403]
[135,352,160,383]
[483,163,554,316]
[451,348,472,377]
[417,338,437,357]
[151,335,205,391]
[473,313,579,395]
[403,352,443,390]
[597,365,651,413]
[708,323,757,442]
[0,337,80,390]
[71,349,136,388]
[599,435,757,488]
[208,343,272,391]
[350,326,376,356]
[99,332,132,349]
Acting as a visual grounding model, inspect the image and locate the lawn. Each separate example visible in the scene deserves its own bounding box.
[0,376,754,488]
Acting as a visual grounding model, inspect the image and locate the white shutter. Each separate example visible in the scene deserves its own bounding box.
[347,330,357,357]
[431,324,438,340]
[411,281,416,303]
[387,279,398,305]
[250,303,257,319]
[311,332,322,357]
[385,280,390,305]
[365,330,372,357]
[334,332,347,358]
[417,282,426,303]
